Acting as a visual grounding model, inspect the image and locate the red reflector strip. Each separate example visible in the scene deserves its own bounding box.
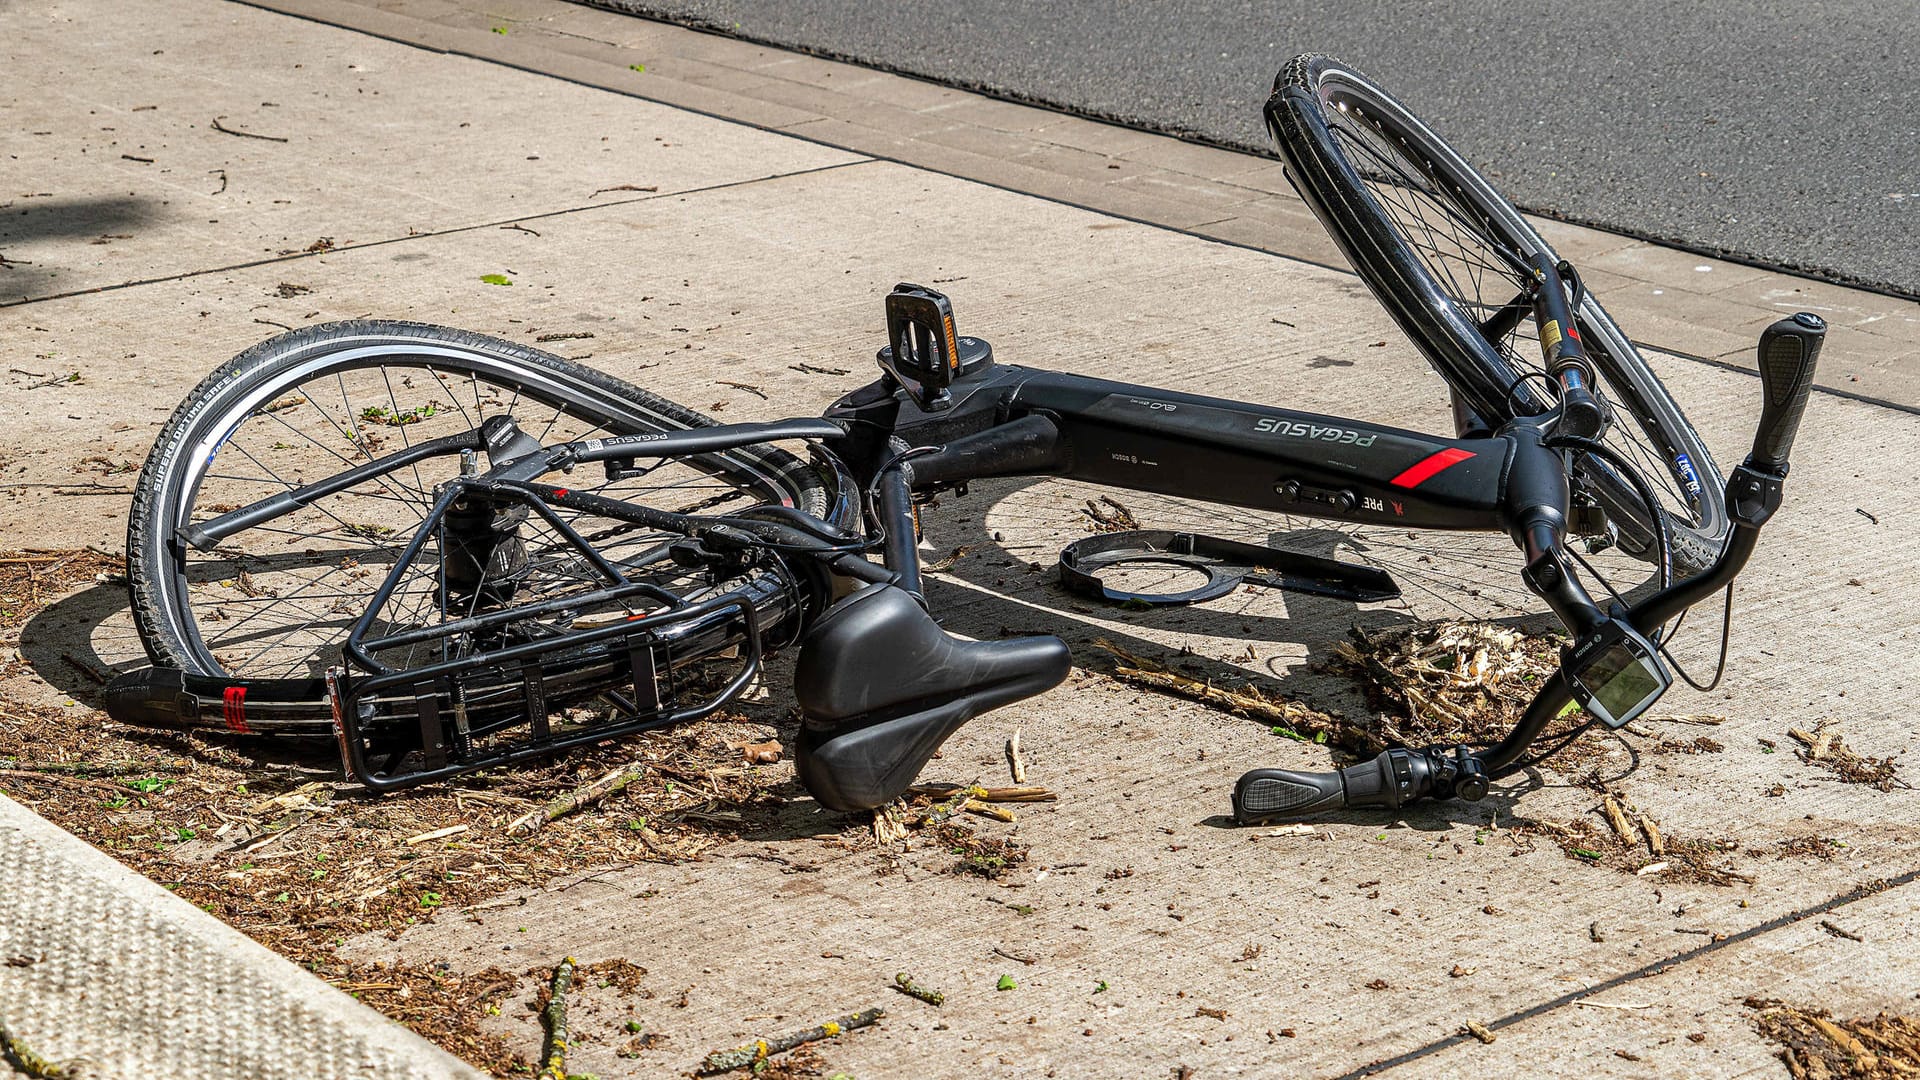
[222,686,251,734]
[1389,447,1476,489]
[551,488,569,498]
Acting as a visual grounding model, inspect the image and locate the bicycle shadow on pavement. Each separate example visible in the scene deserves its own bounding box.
[911,474,1640,828]
[18,580,146,706]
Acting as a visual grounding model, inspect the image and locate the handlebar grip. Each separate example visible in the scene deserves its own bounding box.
[1233,767,1345,821]
[1750,313,1825,471]
[1233,749,1428,822]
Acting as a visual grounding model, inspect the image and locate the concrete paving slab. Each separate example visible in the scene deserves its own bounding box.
[4,2,1918,1078]
[0,0,862,304]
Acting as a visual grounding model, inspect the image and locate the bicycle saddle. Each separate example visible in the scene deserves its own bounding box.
[793,584,1070,812]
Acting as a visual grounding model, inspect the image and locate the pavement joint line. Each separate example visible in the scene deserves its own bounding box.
[222,0,1920,420]
[1334,865,1920,1079]
[0,158,875,310]
[1650,343,1920,420]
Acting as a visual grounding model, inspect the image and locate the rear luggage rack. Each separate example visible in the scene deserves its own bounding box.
[328,473,777,790]
[331,592,764,790]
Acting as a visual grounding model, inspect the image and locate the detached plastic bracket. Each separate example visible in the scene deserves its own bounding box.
[1057,529,1399,607]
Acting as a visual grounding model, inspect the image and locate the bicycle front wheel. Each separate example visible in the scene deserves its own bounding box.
[126,320,847,735]
[1267,54,1726,577]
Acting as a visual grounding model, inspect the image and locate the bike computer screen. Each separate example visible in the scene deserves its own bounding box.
[1565,623,1671,729]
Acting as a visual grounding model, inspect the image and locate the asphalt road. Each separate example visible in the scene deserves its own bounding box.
[588,0,1920,299]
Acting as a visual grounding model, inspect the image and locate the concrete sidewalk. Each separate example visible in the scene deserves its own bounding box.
[2,2,1916,1078]
[0,793,484,1079]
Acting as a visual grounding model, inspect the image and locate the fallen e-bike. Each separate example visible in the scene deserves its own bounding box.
[104,55,1823,820]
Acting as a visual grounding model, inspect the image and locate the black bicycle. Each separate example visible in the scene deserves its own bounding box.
[104,56,1822,820]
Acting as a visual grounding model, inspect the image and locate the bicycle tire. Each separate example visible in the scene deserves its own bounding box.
[1267,54,1727,576]
[127,320,848,734]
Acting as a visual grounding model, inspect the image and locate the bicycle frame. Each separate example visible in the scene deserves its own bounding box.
[303,350,1582,785]
[139,287,1821,813]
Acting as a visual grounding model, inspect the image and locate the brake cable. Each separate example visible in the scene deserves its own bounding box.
[1551,435,1734,694]
[863,444,942,549]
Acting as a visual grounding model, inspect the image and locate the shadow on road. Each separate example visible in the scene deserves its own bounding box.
[0,195,165,301]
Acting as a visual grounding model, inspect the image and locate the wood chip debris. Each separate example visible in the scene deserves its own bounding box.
[1258,824,1323,838]
[1748,997,1920,1078]
[1080,496,1139,532]
[1333,620,1572,755]
[404,824,468,846]
[1789,721,1907,791]
[1461,1020,1497,1044]
[735,739,782,765]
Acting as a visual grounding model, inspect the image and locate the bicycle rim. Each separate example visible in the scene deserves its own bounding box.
[138,328,832,689]
[1275,56,1725,576]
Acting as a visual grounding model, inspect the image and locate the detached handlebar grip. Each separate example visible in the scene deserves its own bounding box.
[1751,313,1825,471]
[1232,748,1428,822]
[1233,767,1346,820]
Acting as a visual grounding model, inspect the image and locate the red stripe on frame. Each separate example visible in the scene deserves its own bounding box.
[223,686,251,734]
[1389,447,1476,489]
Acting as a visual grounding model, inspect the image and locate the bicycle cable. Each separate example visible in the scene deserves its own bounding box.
[863,444,942,549]
[1544,436,1674,599]
[1503,717,1599,774]
[1659,583,1735,692]
[1502,370,1561,419]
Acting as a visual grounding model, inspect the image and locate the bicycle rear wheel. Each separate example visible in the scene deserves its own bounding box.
[125,320,848,735]
[1267,54,1726,576]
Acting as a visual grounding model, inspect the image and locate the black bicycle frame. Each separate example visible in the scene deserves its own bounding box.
[821,361,1601,635]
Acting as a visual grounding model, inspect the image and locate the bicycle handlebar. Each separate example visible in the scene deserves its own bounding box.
[1233,314,1827,823]
[1751,313,1825,471]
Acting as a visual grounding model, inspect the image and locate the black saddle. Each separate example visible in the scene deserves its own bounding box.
[792,584,1070,812]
